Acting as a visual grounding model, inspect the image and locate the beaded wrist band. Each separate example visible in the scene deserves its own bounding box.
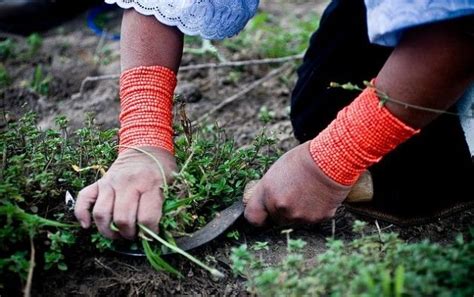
[310,85,419,186]
[119,65,177,154]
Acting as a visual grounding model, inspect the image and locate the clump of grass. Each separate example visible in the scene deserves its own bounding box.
[231,222,474,296]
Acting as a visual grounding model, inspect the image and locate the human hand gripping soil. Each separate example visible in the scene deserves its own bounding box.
[74,146,177,239]
[244,141,351,226]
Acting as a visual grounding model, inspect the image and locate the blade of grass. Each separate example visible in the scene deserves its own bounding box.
[163,196,196,213]
[142,239,182,277]
[138,223,224,279]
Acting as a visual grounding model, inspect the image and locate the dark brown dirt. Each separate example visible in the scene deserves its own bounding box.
[1,1,473,296]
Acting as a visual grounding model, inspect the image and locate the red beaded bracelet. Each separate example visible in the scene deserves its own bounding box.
[118,65,177,154]
[310,84,419,186]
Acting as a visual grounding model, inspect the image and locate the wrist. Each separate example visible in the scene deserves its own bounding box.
[118,65,177,154]
[310,84,419,186]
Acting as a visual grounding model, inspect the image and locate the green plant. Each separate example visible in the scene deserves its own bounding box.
[91,233,113,252]
[231,222,474,296]
[44,230,76,271]
[258,106,276,124]
[0,38,15,59]
[30,65,51,95]
[110,120,279,276]
[159,123,278,236]
[26,33,43,58]
[251,241,269,251]
[0,112,117,288]
[1,111,279,289]
[222,12,319,58]
[227,230,241,240]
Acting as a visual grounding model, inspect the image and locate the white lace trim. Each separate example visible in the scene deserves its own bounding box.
[105,0,259,40]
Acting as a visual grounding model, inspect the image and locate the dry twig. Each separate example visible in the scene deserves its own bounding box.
[375,220,383,242]
[94,258,124,278]
[72,54,303,99]
[193,62,293,125]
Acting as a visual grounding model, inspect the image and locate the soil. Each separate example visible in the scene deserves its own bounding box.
[1,1,473,296]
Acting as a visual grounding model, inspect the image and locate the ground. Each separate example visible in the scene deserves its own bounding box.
[1,0,473,295]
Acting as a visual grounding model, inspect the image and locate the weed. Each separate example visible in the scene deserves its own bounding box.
[44,231,76,271]
[30,65,51,96]
[0,38,15,60]
[222,12,319,58]
[26,33,43,58]
[251,241,269,251]
[0,112,117,286]
[258,106,276,124]
[1,111,279,288]
[226,230,241,240]
[231,221,474,296]
[91,233,113,252]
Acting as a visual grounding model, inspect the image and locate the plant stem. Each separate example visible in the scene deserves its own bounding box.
[138,224,224,279]
[23,233,35,297]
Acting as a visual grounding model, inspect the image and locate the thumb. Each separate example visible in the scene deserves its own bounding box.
[74,182,99,228]
[243,180,268,227]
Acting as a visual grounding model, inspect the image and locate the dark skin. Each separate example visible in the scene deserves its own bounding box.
[378,19,474,129]
[75,10,474,237]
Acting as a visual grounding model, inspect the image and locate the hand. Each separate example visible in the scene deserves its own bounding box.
[74,146,177,239]
[244,141,351,226]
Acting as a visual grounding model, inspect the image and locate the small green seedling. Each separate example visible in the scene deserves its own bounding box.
[30,65,51,95]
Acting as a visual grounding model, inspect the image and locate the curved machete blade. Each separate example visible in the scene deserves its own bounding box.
[173,200,244,252]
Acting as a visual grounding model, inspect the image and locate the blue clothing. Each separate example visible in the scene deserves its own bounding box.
[365,0,474,47]
[105,0,259,40]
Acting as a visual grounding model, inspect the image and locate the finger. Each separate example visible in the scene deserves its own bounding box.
[243,180,259,206]
[244,182,269,227]
[113,188,140,240]
[74,182,99,228]
[137,188,163,234]
[92,182,119,239]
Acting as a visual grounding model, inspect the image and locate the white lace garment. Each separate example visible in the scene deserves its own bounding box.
[105,0,259,40]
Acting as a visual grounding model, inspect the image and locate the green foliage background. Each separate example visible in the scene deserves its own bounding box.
[232,223,474,297]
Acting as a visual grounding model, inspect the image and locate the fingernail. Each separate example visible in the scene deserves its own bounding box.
[80,221,87,228]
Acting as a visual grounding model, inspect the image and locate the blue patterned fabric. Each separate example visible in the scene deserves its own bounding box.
[365,0,474,46]
[105,0,259,40]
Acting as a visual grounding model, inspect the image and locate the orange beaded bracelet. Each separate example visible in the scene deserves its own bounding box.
[118,65,177,154]
[310,85,419,186]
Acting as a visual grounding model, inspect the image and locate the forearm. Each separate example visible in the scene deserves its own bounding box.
[120,9,184,72]
[119,10,184,153]
[377,19,474,129]
[311,18,473,186]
